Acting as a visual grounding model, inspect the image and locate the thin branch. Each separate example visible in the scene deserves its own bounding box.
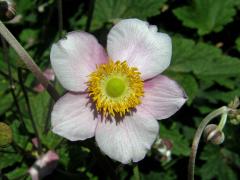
[85,0,95,32]
[0,21,60,101]
[57,0,63,38]
[0,69,35,93]
[44,99,54,134]
[0,150,16,153]
[0,35,25,124]
[188,106,230,180]
[18,68,43,154]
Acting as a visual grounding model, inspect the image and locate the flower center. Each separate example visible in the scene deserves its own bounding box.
[87,60,144,117]
[106,77,126,98]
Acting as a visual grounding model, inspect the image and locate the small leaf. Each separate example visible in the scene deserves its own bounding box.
[5,164,28,179]
[0,146,22,169]
[173,0,236,35]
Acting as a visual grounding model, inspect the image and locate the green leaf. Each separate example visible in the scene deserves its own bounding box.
[169,36,240,85]
[141,171,176,180]
[5,164,28,179]
[235,37,240,52]
[19,29,39,48]
[173,0,236,35]
[10,120,29,149]
[198,146,238,180]
[92,0,166,30]
[29,91,62,148]
[0,146,22,169]
[201,89,240,103]
[170,36,240,77]
[166,36,240,104]
[0,93,13,115]
[28,91,51,134]
[160,123,190,156]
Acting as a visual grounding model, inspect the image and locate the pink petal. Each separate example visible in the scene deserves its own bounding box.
[51,92,98,141]
[95,108,159,164]
[107,19,172,80]
[142,75,187,120]
[50,31,108,92]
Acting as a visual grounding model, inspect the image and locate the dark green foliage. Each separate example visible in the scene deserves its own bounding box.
[173,0,237,35]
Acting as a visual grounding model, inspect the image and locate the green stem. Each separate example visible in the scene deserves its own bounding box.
[18,68,43,154]
[0,36,24,124]
[217,112,228,131]
[188,106,230,180]
[133,164,140,180]
[85,0,95,32]
[0,21,60,101]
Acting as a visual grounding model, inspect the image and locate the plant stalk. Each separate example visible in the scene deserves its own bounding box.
[188,106,230,180]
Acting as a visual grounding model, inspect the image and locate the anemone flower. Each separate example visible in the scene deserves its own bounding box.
[50,18,187,164]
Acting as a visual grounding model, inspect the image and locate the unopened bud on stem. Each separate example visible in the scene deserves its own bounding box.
[203,124,225,145]
[0,0,16,21]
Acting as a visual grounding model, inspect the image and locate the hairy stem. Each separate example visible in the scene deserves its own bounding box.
[217,112,228,131]
[188,106,230,180]
[0,21,60,101]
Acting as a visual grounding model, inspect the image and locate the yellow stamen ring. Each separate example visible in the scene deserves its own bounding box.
[87,60,144,117]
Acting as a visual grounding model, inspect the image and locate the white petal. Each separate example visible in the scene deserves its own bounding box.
[95,108,159,164]
[51,92,98,141]
[107,19,172,80]
[142,75,187,120]
[50,31,107,91]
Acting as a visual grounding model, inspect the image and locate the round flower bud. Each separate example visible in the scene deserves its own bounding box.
[203,124,225,145]
[0,122,12,147]
[0,0,16,21]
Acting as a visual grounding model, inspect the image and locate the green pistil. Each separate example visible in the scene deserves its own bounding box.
[106,77,126,98]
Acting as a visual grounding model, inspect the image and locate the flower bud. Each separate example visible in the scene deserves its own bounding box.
[0,122,12,147]
[0,0,16,21]
[34,68,55,92]
[203,124,225,145]
[28,150,59,180]
[152,138,172,162]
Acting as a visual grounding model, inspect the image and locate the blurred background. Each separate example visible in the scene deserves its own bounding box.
[0,0,240,179]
